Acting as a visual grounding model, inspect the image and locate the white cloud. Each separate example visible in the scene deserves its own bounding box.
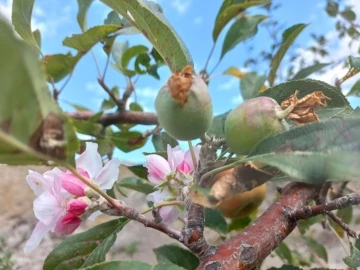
[86,81,104,95]
[136,87,158,99]
[194,16,203,25]
[219,78,238,90]
[171,0,191,15]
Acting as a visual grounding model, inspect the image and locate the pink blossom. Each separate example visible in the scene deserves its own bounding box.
[147,189,180,225]
[144,144,200,185]
[66,198,88,216]
[61,142,121,196]
[24,169,80,253]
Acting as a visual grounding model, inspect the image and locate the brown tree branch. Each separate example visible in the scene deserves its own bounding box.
[102,200,182,241]
[325,211,358,238]
[197,182,322,270]
[97,77,123,109]
[291,192,360,220]
[68,110,158,126]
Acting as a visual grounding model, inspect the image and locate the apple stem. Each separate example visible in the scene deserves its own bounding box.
[188,140,197,169]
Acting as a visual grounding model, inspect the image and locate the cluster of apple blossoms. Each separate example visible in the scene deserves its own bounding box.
[24,142,199,253]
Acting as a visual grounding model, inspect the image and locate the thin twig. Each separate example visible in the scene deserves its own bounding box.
[91,50,102,78]
[97,77,123,109]
[291,192,360,221]
[202,43,216,79]
[102,54,111,80]
[325,211,358,238]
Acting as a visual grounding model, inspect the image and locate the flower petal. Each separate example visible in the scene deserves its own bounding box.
[26,170,51,197]
[167,145,185,171]
[184,145,200,171]
[159,205,180,225]
[144,155,171,184]
[33,191,63,226]
[66,199,88,216]
[87,210,102,221]
[55,216,81,235]
[76,142,103,179]
[61,169,89,196]
[95,158,121,190]
[24,221,51,254]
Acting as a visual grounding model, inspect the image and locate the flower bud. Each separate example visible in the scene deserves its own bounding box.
[66,198,89,216]
[61,169,90,196]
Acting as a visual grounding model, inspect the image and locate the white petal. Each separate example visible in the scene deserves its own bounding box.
[76,142,102,179]
[167,145,185,171]
[24,221,50,254]
[33,192,63,226]
[96,158,121,190]
[159,205,180,225]
[26,170,51,197]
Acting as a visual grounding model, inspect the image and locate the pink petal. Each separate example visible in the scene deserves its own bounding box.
[23,221,50,254]
[144,155,171,184]
[26,170,51,197]
[184,146,200,171]
[66,199,88,216]
[76,142,103,179]
[61,169,89,196]
[33,191,63,226]
[55,216,81,235]
[61,213,81,225]
[95,158,121,190]
[167,145,185,171]
[178,161,192,174]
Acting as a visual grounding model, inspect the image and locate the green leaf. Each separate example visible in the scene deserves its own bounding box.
[81,260,152,270]
[100,87,119,110]
[100,0,193,72]
[43,218,128,270]
[245,118,360,184]
[325,0,338,17]
[206,111,231,138]
[256,79,351,120]
[0,18,78,165]
[355,234,360,250]
[292,63,331,80]
[349,56,360,70]
[43,53,81,83]
[343,242,360,268]
[32,29,41,49]
[346,78,360,97]
[204,208,227,236]
[302,236,328,262]
[221,14,267,59]
[63,25,120,53]
[104,10,122,25]
[153,263,187,270]
[152,132,178,152]
[111,131,147,152]
[340,8,356,21]
[73,119,103,137]
[11,0,40,50]
[212,0,270,42]
[227,216,252,232]
[143,151,167,159]
[153,244,199,270]
[76,0,94,31]
[121,45,149,69]
[268,24,307,86]
[297,216,324,234]
[240,72,267,100]
[111,41,136,77]
[117,177,155,194]
[275,242,293,264]
[126,165,148,179]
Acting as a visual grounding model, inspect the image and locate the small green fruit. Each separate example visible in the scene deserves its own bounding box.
[155,75,213,141]
[225,96,291,155]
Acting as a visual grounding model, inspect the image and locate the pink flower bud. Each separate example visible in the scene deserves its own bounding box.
[66,198,88,216]
[61,212,81,225]
[178,160,192,174]
[61,169,90,196]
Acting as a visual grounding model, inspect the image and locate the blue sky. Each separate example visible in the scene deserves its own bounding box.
[1,0,360,163]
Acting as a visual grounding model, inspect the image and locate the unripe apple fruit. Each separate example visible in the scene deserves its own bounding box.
[213,168,267,219]
[155,67,213,141]
[225,96,291,155]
